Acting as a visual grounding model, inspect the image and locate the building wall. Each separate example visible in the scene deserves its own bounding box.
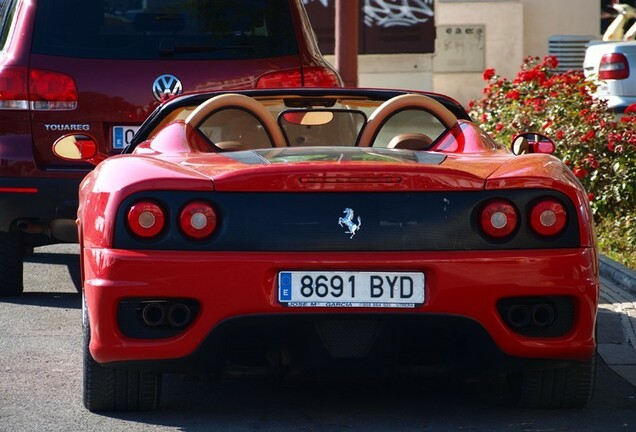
[324,0,600,107]
[433,1,524,106]
[523,0,600,58]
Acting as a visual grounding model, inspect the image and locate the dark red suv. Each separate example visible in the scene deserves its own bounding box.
[0,0,341,295]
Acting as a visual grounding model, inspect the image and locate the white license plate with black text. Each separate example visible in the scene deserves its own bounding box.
[278,271,425,308]
[112,125,141,150]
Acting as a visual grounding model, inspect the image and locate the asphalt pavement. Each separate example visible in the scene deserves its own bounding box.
[598,255,636,386]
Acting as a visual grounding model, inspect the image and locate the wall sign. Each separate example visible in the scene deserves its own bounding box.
[433,25,485,72]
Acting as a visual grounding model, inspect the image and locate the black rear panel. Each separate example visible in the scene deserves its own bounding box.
[113,189,581,251]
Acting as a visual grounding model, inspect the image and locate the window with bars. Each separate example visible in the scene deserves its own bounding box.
[303,0,435,54]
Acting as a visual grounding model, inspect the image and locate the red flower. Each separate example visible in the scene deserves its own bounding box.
[505,90,520,100]
[556,130,564,140]
[587,193,595,202]
[482,68,496,81]
[625,103,636,115]
[495,122,504,132]
[515,69,547,84]
[580,130,595,142]
[545,55,559,69]
[573,166,588,178]
[585,154,599,169]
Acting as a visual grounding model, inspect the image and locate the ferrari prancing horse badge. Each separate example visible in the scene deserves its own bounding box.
[338,208,361,239]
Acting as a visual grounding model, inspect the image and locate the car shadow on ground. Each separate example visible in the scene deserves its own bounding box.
[98,372,515,427]
[0,292,81,309]
[25,250,79,266]
[93,356,636,431]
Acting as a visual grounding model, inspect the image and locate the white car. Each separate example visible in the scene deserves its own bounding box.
[583,40,636,113]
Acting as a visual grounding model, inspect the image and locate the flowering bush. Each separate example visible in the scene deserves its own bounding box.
[469,55,635,267]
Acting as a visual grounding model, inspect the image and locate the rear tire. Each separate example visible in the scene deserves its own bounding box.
[83,322,161,412]
[0,231,24,296]
[512,356,596,409]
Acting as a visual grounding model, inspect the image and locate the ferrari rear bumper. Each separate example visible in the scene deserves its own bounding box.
[84,247,599,367]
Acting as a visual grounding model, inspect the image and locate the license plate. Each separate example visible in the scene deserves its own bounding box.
[112,125,141,150]
[278,271,425,308]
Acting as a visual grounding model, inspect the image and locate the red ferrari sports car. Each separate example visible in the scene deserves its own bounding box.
[53,88,598,412]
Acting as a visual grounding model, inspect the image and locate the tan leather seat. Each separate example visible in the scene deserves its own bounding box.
[387,133,433,150]
[214,140,244,151]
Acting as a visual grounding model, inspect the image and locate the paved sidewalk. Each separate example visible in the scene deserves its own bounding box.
[598,255,636,387]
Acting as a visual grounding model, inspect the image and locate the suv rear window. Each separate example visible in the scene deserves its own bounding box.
[32,0,298,60]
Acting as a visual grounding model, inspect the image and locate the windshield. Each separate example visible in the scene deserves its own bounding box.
[188,96,449,150]
[32,0,298,59]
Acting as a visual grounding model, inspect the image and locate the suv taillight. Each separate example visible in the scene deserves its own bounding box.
[29,68,78,110]
[599,53,630,80]
[0,67,28,109]
[0,66,78,110]
[256,67,342,88]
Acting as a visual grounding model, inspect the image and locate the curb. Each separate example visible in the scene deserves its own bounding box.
[599,254,636,294]
[598,255,636,388]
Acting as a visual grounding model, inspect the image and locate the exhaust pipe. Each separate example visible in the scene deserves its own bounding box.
[167,303,192,328]
[16,219,79,242]
[16,220,48,235]
[531,303,556,327]
[507,304,531,327]
[50,219,79,242]
[141,302,167,326]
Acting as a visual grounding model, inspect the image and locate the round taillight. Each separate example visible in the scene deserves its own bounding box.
[480,199,518,239]
[179,200,217,239]
[530,199,567,237]
[127,201,165,238]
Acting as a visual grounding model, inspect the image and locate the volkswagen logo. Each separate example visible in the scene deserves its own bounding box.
[152,74,183,102]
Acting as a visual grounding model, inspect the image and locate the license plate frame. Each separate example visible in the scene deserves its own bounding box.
[278,271,425,308]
